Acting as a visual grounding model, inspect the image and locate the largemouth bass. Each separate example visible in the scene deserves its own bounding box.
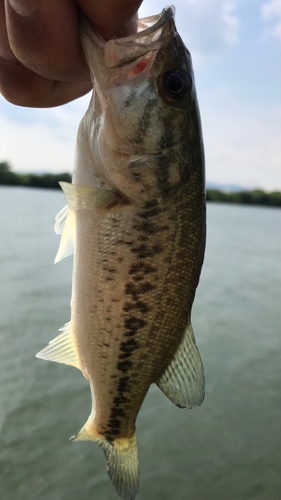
[36,6,205,500]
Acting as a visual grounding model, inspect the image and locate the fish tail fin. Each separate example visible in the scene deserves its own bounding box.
[99,433,139,500]
[70,423,139,500]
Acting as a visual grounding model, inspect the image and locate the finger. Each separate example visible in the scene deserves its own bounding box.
[0,56,92,107]
[0,0,14,60]
[78,0,142,40]
[4,0,90,81]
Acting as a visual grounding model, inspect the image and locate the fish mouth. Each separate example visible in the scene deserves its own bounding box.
[137,5,175,34]
[81,6,176,70]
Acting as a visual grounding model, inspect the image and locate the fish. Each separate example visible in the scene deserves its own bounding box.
[36,6,206,500]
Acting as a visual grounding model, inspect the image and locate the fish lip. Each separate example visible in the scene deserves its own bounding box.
[80,6,176,68]
[138,5,175,35]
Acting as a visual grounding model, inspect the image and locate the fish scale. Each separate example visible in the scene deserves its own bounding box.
[36,6,205,500]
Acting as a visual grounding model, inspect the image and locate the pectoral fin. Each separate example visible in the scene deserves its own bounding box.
[54,205,68,235]
[54,183,118,263]
[59,182,118,210]
[35,322,80,370]
[54,207,76,263]
[156,323,205,409]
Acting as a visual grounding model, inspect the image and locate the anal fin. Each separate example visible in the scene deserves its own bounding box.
[156,323,205,409]
[35,322,80,370]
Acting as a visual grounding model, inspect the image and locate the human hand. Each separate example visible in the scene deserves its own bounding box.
[0,0,142,107]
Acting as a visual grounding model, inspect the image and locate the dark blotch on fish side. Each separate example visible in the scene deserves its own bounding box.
[159,118,175,149]
[117,359,133,373]
[124,315,147,331]
[106,402,127,439]
[156,153,175,196]
[113,395,128,406]
[108,267,117,273]
[106,241,157,438]
[133,220,169,234]
[123,300,150,313]
[118,351,133,360]
[138,207,161,219]
[129,262,157,275]
[120,338,138,351]
[117,376,130,393]
[132,171,142,183]
[118,338,139,360]
[110,407,125,420]
[125,282,155,301]
[144,199,159,209]
[132,275,144,283]
[124,88,138,108]
[130,243,163,259]
[137,234,149,242]
[133,99,155,145]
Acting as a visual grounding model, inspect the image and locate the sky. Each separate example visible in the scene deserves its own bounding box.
[0,0,280,191]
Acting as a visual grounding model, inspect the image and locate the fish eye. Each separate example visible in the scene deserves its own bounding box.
[161,69,191,102]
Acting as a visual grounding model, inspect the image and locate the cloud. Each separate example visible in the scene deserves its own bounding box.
[201,99,281,190]
[139,0,240,64]
[261,0,281,40]
[0,95,89,173]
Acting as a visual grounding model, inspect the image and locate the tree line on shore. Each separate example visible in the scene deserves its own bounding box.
[1,161,280,207]
[0,161,71,189]
[206,188,281,207]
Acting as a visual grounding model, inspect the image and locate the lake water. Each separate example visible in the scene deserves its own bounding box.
[0,186,280,500]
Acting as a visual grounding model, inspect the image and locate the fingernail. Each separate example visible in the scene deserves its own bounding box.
[7,0,39,17]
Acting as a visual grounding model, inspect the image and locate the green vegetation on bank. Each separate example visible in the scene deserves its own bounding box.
[1,161,280,207]
[206,188,281,207]
[0,161,71,189]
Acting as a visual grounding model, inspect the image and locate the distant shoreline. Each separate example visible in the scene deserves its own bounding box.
[1,161,280,207]
[206,188,281,207]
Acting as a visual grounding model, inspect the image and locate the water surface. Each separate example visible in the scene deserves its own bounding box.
[0,187,280,500]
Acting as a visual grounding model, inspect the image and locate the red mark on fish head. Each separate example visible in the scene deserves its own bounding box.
[128,54,152,78]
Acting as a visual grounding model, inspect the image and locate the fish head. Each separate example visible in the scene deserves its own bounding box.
[79,6,204,200]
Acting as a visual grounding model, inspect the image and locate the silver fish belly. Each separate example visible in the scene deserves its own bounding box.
[36,6,206,500]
